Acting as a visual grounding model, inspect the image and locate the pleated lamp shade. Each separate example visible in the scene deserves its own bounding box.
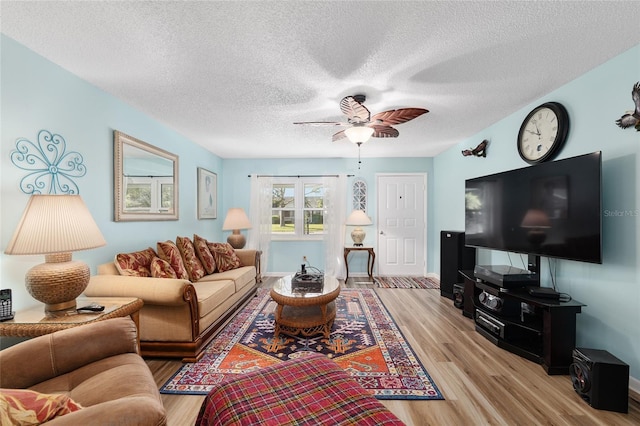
[5,195,106,312]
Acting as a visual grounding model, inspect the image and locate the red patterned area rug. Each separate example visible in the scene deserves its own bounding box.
[375,276,440,289]
[160,288,443,400]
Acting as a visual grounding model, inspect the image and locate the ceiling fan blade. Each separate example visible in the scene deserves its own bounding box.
[370,125,399,138]
[370,108,428,126]
[332,130,347,142]
[340,96,371,124]
[293,121,348,127]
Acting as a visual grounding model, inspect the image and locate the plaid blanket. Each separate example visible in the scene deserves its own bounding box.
[195,353,406,425]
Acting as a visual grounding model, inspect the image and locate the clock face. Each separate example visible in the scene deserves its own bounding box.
[517,102,569,164]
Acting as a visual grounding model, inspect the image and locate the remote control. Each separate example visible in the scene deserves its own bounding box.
[77,303,105,312]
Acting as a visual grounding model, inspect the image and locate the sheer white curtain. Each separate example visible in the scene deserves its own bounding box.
[323,174,347,279]
[247,175,273,276]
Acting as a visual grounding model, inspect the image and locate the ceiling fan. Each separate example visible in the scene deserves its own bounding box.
[294,95,429,144]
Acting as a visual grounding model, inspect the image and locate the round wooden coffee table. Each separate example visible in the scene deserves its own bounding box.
[270,275,340,339]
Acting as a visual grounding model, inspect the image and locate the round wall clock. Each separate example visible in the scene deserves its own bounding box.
[517,102,569,164]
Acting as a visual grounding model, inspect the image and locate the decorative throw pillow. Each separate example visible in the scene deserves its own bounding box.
[0,388,83,425]
[150,257,178,279]
[193,234,216,274]
[114,247,157,277]
[176,236,206,282]
[207,242,241,272]
[157,241,190,280]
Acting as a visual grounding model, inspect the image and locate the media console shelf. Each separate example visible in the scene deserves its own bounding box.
[460,270,585,375]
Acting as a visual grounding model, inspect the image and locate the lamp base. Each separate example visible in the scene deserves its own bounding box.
[25,253,90,312]
[351,227,366,246]
[227,230,246,249]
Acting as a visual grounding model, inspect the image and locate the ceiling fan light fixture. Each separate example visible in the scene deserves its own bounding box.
[345,125,374,144]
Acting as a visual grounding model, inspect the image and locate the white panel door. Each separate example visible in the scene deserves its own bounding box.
[377,174,426,276]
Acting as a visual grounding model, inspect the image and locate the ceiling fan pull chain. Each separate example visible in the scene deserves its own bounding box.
[357,142,362,169]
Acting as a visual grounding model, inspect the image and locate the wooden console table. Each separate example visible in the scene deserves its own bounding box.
[344,247,375,281]
[0,297,143,340]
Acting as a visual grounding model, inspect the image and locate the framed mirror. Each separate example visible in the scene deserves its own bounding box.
[114,130,179,221]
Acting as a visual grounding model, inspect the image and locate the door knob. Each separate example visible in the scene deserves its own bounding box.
[380,231,385,235]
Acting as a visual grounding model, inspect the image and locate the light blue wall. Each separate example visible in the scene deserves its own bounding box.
[1,35,224,310]
[222,157,434,273]
[433,44,640,377]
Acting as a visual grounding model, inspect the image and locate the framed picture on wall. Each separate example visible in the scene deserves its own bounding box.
[197,167,217,219]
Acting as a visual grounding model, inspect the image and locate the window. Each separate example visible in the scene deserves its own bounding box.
[271,178,325,239]
[352,179,367,211]
[125,176,173,213]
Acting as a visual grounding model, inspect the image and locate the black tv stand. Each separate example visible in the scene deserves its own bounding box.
[460,269,585,375]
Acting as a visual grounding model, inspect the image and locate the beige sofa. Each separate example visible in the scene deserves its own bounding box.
[0,317,166,425]
[85,246,260,362]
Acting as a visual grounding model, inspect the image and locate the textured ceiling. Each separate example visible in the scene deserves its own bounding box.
[2,1,639,159]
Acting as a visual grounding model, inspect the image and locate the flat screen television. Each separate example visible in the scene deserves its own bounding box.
[465,151,602,264]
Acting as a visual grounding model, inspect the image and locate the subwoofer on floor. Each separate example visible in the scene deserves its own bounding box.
[570,347,629,413]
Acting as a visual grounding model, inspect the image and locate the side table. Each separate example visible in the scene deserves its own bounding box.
[0,296,143,347]
[344,247,375,281]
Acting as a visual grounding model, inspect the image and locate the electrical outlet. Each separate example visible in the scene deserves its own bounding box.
[303,256,307,263]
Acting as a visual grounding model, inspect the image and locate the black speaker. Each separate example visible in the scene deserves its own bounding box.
[570,347,629,413]
[440,231,475,300]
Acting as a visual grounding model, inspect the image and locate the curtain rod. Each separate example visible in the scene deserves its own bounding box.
[124,174,173,178]
[247,174,355,178]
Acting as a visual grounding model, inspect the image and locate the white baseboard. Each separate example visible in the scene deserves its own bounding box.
[263,272,348,280]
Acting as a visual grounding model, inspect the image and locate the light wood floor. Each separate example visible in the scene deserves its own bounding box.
[146,277,640,425]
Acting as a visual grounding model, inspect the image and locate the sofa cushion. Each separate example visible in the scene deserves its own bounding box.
[199,266,256,293]
[150,257,177,279]
[157,241,190,280]
[0,388,83,425]
[193,234,216,274]
[207,242,241,272]
[114,247,157,277]
[177,236,206,282]
[192,280,236,318]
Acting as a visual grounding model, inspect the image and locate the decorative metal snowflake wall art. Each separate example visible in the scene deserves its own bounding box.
[10,130,86,194]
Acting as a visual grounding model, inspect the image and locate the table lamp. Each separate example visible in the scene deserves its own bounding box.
[346,209,372,246]
[222,207,252,249]
[4,195,106,312]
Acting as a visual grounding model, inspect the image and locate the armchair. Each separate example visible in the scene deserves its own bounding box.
[0,317,166,425]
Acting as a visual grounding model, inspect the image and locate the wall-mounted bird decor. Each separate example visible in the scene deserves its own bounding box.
[462,139,488,157]
[615,82,640,131]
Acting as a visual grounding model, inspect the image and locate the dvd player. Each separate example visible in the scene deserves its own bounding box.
[474,265,539,289]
